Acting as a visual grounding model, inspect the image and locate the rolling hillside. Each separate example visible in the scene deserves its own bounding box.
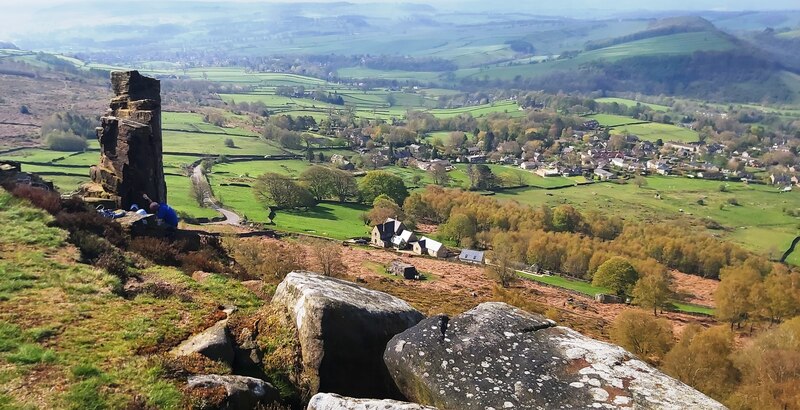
[453,19,800,104]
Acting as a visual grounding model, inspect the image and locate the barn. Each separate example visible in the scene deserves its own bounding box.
[388,260,418,280]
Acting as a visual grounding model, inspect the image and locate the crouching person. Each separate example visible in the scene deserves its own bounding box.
[143,194,179,233]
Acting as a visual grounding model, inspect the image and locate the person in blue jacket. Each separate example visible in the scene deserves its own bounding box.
[142,194,179,229]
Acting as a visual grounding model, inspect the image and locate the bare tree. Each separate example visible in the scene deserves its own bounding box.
[430,163,450,186]
[306,239,346,277]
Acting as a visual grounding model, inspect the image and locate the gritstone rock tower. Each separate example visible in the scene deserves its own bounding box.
[82,71,166,209]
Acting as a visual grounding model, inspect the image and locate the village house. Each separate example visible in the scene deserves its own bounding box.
[391,229,418,250]
[561,166,583,177]
[413,236,447,258]
[466,154,487,163]
[330,154,355,170]
[459,249,485,264]
[594,168,615,181]
[771,174,793,186]
[519,161,538,170]
[646,159,671,176]
[535,167,561,177]
[664,141,698,158]
[370,218,406,248]
[416,159,453,171]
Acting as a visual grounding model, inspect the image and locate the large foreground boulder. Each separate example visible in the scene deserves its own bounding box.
[186,374,279,409]
[272,271,425,398]
[307,393,438,410]
[384,302,725,410]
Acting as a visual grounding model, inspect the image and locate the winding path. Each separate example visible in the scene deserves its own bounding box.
[191,163,241,225]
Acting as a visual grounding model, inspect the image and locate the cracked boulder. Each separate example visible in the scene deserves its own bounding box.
[384,302,725,410]
[272,271,425,398]
[307,392,439,409]
[186,374,279,409]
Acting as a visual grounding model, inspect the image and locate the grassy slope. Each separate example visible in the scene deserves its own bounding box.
[456,31,735,81]
[0,191,262,409]
[586,113,699,142]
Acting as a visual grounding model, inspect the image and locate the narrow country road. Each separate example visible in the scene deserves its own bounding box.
[191,163,241,225]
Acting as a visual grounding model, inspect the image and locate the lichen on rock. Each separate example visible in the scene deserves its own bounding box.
[384,302,726,410]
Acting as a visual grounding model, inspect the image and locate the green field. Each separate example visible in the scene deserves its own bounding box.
[518,271,608,295]
[585,114,699,142]
[212,159,313,179]
[496,176,800,264]
[208,178,369,239]
[165,175,219,219]
[161,130,284,155]
[518,271,714,315]
[586,114,649,127]
[595,97,670,112]
[610,122,699,143]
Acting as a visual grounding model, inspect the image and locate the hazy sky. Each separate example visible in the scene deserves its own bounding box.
[1,0,799,41]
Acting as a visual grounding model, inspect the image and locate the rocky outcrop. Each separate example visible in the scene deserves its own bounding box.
[272,271,425,398]
[384,302,725,410]
[186,374,278,409]
[83,70,166,209]
[172,319,234,368]
[307,393,438,410]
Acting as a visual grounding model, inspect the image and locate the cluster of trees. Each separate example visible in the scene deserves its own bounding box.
[252,168,408,214]
[274,84,345,105]
[252,166,359,210]
[715,262,800,329]
[402,186,758,290]
[40,111,95,152]
[361,55,458,72]
[611,309,800,408]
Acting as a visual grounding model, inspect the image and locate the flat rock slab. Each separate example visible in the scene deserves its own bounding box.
[384,302,726,410]
[171,319,234,367]
[272,271,425,398]
[307,393,438,410]
[187,374,278,409]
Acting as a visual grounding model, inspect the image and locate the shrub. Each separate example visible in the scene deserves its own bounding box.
[226,239,305,282]
[609,310,674,364]
[727,197,739,206]
[95,250,129,280]
[55,211,127,248]
[129,237,181,266]
[45,130,88,152]
[11,184,61,215]
[19,105,30,114]
[224,138,235,148]
[179,249,224,274]
[69,231,109,262]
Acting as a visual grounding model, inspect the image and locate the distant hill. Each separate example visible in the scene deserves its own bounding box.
[584,16,716,51]
[0,41,18,50]
[458,18,800,104]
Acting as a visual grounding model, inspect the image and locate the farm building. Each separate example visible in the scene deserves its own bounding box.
[535,167,560,177]
[595,294,625,304]
[413,236,447,258]
[391,229,417,250]
[459,249,485,264]
[593,168,615,181]
[371,218,406,248]
[388,260,418,280]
